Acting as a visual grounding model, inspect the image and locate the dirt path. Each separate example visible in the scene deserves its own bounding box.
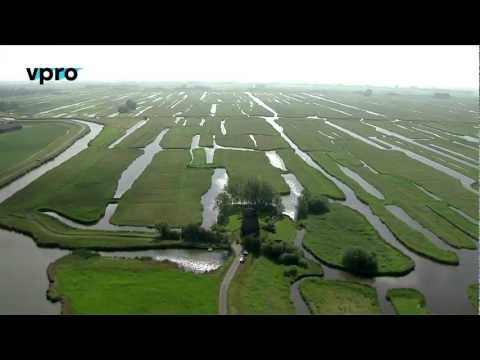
[218,243,242,315]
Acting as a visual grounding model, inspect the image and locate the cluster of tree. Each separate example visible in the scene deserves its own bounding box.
[155,222,228,244]
[182,224,228,244]
[341,247,378,276]
[239,207,306,267]
[216,179,284,225]
[297,189,329,220]
[0,101,18,111]
[155,222,181,240]
[242,233,306,267]
[118,99,137,113]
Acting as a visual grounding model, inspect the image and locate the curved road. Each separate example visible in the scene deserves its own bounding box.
[218,243,242,315]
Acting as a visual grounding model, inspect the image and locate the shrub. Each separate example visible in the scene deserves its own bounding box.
[297,196,309,220]
[181,224,226,244]
[278,252,300,266]
[155,222,180,240]
[342,247,378,276]
[284,266,299,278]
[261,240,284,259]
[308,196,329,215]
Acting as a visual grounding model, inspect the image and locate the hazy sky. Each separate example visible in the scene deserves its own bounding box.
[0,45,477,89]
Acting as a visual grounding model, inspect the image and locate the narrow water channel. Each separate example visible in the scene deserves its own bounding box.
[246,92,478,315]
[43,204,156,233]
[338,165,384,200]
[114,128,169,198]
[108,119,149,149]
[201,169,228,229]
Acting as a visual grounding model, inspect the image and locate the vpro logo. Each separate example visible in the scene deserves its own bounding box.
[26,67,81,85]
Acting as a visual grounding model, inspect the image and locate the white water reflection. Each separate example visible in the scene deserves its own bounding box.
[210,104,217,116]
[201,169,228,229]
[114,128,169,199]
[108,119,149,149]
[100,249,229,273]
[249,134,257,147]
[265,151,287,171]
[220,120,227,135]
[281,173,304,220]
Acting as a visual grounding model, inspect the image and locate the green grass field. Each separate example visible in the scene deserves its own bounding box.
[303,204,414,275]
[386,288,431,315]
[300,278,382,315]
[228,256,296,314]
[0,120,88,187]
[112,149,213,227]
[47,253,228,314]
[213,149,290,194]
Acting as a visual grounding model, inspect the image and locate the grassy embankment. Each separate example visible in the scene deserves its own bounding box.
[386,288,430,315]
[300,278,382,315]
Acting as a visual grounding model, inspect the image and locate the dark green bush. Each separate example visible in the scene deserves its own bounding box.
[155,222,180,240]
[284,266,299,278]
[308,196,329,215]
[342,247,378,276]
[278,252,300,266]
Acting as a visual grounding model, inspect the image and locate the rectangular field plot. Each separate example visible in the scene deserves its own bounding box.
[111,149,213,227]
